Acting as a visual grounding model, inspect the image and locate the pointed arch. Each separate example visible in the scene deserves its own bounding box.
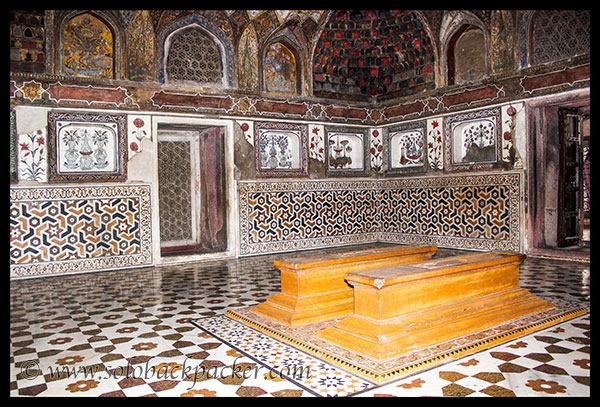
[55,10,123,79]
[440,11,488,87]
[157,14,234,87]
[262,39,301,95]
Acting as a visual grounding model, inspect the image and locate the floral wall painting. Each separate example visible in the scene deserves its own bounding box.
[238,120,255,146]
[308,124,325,163]
[369,128,384,174]
[444,107,501,173]
[427,118,443,170]
[384,121,427,175]
[264,42,297,95]
[47,111,127,183]
[127,114,151,159]
[501,103,524,168]
[254,121,308,178]
[325,126,369,176]
[18,128,47,182]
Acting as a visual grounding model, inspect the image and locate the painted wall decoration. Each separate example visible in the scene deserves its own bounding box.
[254,121,308,178]
[237,25,260,91]
[127,10,156,82]
[370,128,384,174]
[127,114,151,158]
[501,103,524,168]
[10,184,152,279]
[444,107,501,173]
[47,111,128,183]
[308,124,325,162]
[238,172,521,256]
[17,128,47,182]
[325,126,369,176]
[384,121,427,175]
[426,118,444,170]
[238,120,254,145]
[62,12,114,79]
[264,42,297,95]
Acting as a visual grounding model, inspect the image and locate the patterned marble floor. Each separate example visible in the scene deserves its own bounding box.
[10,244,590,397]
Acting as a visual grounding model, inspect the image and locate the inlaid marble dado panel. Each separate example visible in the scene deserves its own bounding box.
[10,184,152,279]
[379,172,521,252]
[238,172,522,255]
[238,180,380,255]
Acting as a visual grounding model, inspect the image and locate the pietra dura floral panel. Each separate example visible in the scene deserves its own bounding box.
[444,107,501,173]
[47,110,128,183]
[254,121,309,178]
[384,120,427,175]
[325,126,370,177]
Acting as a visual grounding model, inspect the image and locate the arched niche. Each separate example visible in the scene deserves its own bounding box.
[440,11,488,87]
[262,39,302,95]
[55,10,123,79]
[157,14,234,87]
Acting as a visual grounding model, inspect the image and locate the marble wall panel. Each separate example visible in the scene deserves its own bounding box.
[238,172,521,255]
[10,184,152,279]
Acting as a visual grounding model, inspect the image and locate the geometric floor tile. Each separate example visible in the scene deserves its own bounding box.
[10,244,590,397]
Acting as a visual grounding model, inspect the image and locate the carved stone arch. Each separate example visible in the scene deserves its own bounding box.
[53,10,124,79]
[440,11,489,87]
[157,14,234,87]
[260,31,305,96]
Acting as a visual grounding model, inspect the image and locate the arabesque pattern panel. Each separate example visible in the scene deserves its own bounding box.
[238,173,521,255]
[10,185,152,279]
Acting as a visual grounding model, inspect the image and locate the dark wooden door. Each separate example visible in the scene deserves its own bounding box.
[557,108,584,247]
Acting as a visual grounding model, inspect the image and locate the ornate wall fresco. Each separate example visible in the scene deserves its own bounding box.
[444,107,501,173]
[9,10,46,74]
[127,114,151,158]
[426,117,443,170]
[9,184,152,279]
[62,12,114,79]
[237,26,260,91]
[451,26,486,85]
[489,10,514,74]
[126,10,155,82]
[17,127,47,182]
[264,42,297,95]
